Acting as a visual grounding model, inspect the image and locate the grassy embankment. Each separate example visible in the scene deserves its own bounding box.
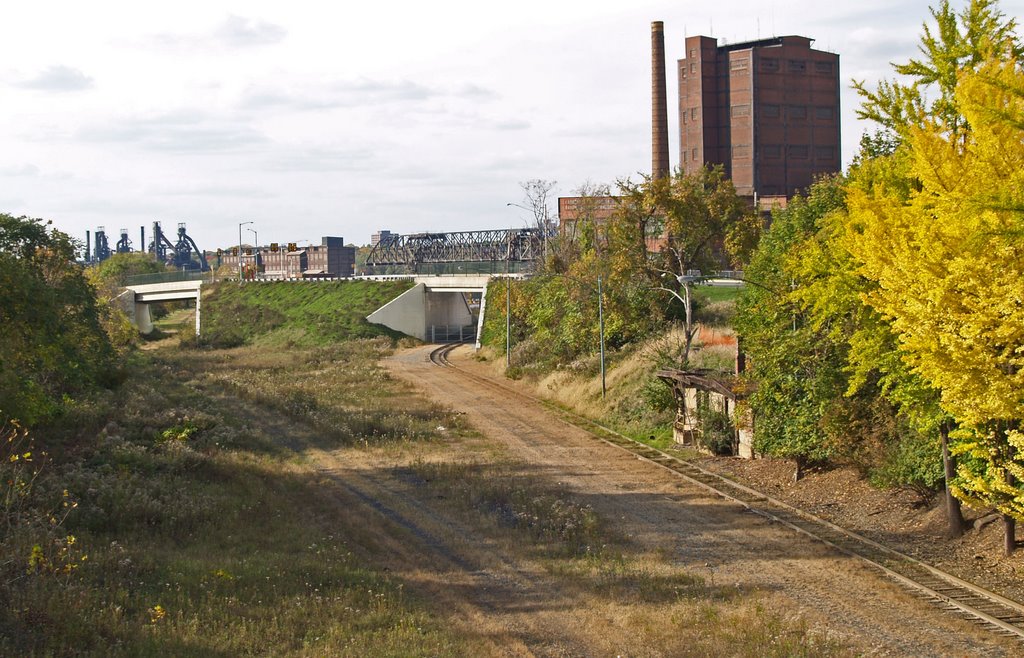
[195,279,414,348]
[477,283,742,451]
[2,280,469,656]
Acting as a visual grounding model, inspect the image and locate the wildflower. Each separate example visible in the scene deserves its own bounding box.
[149,604,166,624]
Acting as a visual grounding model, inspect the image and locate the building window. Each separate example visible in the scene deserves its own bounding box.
[763,145,782,158]
[730,58,749,71]
[762,104,780,118]
[815,146,835,160]
[683,150,688,162]
[692,148,698,160]
[731,104,750,117]
[760,57,779,72]
[815,61,834,74]
[790,145,809,159]
[788,59,807,73]
[815,106,834,121]
[691,107,699,120]
[690,62,697,74]
[788,105,807,120]
[689,48,697,58]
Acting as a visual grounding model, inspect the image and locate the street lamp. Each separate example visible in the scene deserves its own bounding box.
[238,221,253,281]
[247,228,259,280]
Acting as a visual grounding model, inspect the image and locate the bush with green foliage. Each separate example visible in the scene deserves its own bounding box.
[0,214,117,426]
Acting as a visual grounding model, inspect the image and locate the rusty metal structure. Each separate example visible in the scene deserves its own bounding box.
[148,221,173,263]
[365,228,544,270]
[93,227,111,262]
[172,222,209,271]
[651,21,670,179]
[116,228,133,254]
[148,221,209,271]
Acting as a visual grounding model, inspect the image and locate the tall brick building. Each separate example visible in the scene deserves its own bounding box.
[678,35,840,199]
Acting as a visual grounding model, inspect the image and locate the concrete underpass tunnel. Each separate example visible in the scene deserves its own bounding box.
[366,279,488,344]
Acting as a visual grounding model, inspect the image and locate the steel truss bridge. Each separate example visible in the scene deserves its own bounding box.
[366,228,544,267]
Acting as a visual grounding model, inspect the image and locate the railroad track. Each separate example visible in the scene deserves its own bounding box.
[429,343,1024,641]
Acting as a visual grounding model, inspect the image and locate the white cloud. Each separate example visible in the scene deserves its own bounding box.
[237,78,498,113]
[76,111,268,153]
[214,15,287,48]
[14,66,93,92]
[151,14,286,51]
[265,146,377,172]
[0,164,40,177]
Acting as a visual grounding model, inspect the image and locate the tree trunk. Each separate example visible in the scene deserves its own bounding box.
[940,423,966,538]
[792,458,803,483]
[1005,468,1017,556]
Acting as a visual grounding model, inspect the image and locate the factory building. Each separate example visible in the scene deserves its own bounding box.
[219,236,355,279]
[677,34,841,200]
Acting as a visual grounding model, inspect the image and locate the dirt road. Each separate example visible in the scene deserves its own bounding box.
[306,344,1020,656]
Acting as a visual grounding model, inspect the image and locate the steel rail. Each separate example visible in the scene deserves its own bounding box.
[428,343,1024,641]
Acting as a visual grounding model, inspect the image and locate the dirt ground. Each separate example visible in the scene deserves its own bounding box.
[693,453,1024,606]
[321,343,1019,657]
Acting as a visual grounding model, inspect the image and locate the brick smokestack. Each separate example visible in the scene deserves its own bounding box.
[651,21,670,180]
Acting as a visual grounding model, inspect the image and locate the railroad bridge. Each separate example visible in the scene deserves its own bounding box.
[363,227,544,344]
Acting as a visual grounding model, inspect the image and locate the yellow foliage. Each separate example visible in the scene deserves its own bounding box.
[847,58,1024,516]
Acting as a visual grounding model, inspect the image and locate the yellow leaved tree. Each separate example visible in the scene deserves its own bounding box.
[847,59,1024,551]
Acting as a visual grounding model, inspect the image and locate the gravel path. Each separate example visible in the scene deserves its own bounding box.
[376,344,1021,657]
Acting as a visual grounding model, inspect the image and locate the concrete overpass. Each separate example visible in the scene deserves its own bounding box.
[366,274,523,345]
[120,278,204,336]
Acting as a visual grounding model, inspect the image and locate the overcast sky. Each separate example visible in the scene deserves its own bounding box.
[2,0,1021,250]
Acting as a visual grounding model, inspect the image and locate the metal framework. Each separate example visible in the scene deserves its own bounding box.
[366,228,543,266]
[148,221,210,271]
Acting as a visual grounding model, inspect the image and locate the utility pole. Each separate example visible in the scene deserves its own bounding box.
[598,274,606,398]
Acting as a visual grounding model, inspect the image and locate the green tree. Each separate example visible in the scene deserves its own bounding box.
[616,165,759,361]
[0,214,116,426]
[734,178,849,478]
[853,0,1022,140]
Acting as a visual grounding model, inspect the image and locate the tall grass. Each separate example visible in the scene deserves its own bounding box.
[0,339,465,656]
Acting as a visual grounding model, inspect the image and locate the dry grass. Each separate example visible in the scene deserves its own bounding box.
[408,457,849,657]
[0,338,467,657]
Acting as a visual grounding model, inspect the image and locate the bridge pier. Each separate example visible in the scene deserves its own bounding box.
[134,302,154,335]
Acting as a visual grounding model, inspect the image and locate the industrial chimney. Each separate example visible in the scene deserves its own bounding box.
[651,21,670,180]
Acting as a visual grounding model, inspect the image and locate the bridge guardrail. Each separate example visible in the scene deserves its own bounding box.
[124,270,212,286]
